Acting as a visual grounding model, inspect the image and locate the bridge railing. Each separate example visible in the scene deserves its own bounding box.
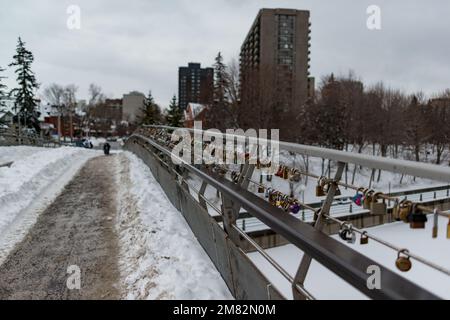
[125,125,450,300]
[0,127,61,148]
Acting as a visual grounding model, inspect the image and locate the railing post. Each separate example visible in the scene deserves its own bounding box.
[198,181,208,210]
[292,161,346,300]
[221,195,241,245]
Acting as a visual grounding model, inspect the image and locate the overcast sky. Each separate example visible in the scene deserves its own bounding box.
[1,0,449,108]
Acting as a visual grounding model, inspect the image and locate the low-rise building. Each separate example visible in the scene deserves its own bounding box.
[122,91,145,124]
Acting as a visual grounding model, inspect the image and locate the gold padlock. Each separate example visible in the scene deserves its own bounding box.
[282,167,289,180]
[399,200,412,222]
[392,200,400,221]
[447,218,450,239]
[370,192,387,215]
[360,232,369,245]
[363,190,374,210]
[396,250,412,272]
[316,177,325,197]
[258,175,265,193]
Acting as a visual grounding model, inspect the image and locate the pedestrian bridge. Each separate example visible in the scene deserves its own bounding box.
[124,125,450,300]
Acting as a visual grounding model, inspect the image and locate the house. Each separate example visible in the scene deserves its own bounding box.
[184,103,208,128]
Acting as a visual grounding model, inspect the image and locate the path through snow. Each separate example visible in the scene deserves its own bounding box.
[0,147,232,300]
[0,156,121,299]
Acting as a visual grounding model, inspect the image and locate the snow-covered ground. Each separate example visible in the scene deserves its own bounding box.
[0,146,100,264]
[114,151,233,300]
[248,216,450,300]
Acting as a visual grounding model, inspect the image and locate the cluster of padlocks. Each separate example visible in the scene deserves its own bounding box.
[137,126,450,274]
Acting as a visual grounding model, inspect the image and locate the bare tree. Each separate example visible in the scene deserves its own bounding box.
[88,83,105,107]
[43,83,66,139]
[428,90,450,164]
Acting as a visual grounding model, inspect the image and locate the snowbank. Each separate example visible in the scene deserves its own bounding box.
[0,146,100,263]
[0,146,48,164]
[115,152,232,300]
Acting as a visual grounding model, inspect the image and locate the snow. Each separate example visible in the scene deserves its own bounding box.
[114,151,233,300]
[0,145,100,264]
[0,146,48,164]
[248,215,450,300]
[90,137,107,147]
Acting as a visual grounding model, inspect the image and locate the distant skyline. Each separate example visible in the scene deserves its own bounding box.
[1,0,450,108]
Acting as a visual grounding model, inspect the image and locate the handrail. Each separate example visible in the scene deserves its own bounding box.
[129,133,441,300]
[0,131,61,147]
[142,125,450,183]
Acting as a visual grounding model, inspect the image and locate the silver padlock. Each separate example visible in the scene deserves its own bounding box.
[347,227,356,244]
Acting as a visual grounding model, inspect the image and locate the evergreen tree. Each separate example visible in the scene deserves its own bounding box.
[141,91,162,125]
[166,95,183,127]
[213,52,228,104]
[0,66,7,125]
[207,51,234,129]
[9,37,40,132]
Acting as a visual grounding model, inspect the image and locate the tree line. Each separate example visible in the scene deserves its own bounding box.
[202,53,450,164]
[0,36,184,136]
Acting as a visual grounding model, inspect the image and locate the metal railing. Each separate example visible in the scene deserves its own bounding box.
[143,125,450,182]
[126,127,447,300]
[0,128,61,148]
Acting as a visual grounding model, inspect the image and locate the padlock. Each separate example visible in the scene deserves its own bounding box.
[264,187,270,199]
[290,202,301,214]
[398,200,412,222]
[352,189,364,207]
[396,250,412,272]
[291,169,301,183]
[447,218,450,239]
[256,159,261,170]
[360,232,369,245]
[283,197,291,212]
[258,185,265,194]
[370,193,387,215]
[408,205,427,229]
[275,166,284,178]
[339,228,349,241]
[363,190,374,210]
[257,175,265,194]
[268,191,276,205]
[392,200,400,221]
[347,230,356,244]
[282,167,289,180]
[432,209,439,239]
[316,177,325,197]
[339,225,356,244]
